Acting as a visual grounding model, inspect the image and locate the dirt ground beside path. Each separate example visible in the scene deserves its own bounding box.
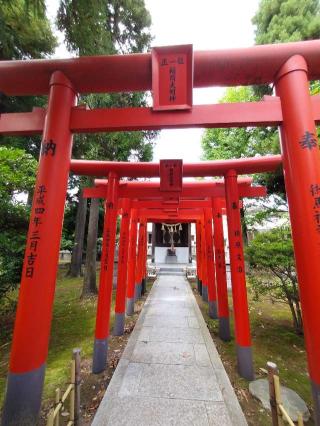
[77,319,137,426]
[38,285,152,426]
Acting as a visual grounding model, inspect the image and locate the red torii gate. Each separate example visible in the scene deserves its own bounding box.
[1,40,320,425]
[86,179,266,199]
[70,155,281,177]
[131,202,230,335]
[82,175,266,377]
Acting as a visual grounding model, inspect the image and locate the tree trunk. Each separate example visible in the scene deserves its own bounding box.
[27,190,33,207]
[287,296,301,334]
[294,300,304,335]
[82,198,99,297]
[69,192,87,277]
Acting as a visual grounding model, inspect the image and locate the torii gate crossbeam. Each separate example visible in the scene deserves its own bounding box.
[1,40,320,94]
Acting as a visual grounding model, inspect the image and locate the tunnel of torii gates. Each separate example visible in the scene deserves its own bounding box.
[1,40,320,425]
[78,174,267,375]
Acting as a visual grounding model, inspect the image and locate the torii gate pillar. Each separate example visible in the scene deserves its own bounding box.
[196,220,203,294]
[212,197,231,341]
[204,208,218,319]
[135,220,146,300]
[92,172,119,373]
[126,209,139,315]
[225,170,254,381]
[141,226,148,295]
[113,198,131,336]
[276,55,320,423]
[200,218,208,302]
[2,72,76,425]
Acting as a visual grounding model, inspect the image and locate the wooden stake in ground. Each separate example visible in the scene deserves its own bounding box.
[267,361,279,426]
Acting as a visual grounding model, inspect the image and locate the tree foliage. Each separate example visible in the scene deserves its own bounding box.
[246,226,303,334]
[201,87,279,161]
[0,0,56,60]
[0,1,57,300]
[0,147,37,300]
[57,0,155,168]
[253,0,320,44]
[57,0,151,55]
[56,1,155,288]
[201,0,320,199]
[201,86,284,199]
[0,0,57,154]
[253,0,320,96]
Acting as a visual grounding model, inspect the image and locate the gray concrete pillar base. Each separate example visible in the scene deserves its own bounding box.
[113,312,125,336]
[197,277,201,292]
[311,380,320,425]
[1,363,45,426]
[92,337,108,374]
[137,283,142,299]
[141,278,146,295]
[219,317,231,341]
[134,284,139,302]
[126,297,134,316]
[208,300,218,319]
[197,278,203,295]
[202,285,208,302]
[236,345,254,381]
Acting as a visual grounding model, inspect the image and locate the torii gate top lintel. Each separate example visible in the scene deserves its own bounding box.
[0,40,320,96]
[70,155,282,178]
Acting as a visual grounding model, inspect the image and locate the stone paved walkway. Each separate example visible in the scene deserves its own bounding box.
[92,275,247,426]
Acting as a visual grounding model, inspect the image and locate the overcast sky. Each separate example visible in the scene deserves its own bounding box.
[47,0,259,162]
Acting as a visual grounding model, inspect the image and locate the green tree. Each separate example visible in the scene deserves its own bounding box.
[0,0,56,60]
[246,226,303,334]
[201,86,284,202]
[0,0,56,156]
[201,87,278,161]
[56,1,154,170]
[253,0,320,97]
[0,1,56,300]
[201,0,320,198]
[56,0,155,168]
[0,147,37,300]
[253,0,320,44]
[56,1,156,285]
[57,0,151,55]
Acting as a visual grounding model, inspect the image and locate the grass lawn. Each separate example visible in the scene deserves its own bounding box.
[0,270,99,407]
[42,275,99,403]
[191,280,314,425]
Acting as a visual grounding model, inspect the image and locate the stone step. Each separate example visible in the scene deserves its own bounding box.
[158,271,185,276]
[160,267,184,272]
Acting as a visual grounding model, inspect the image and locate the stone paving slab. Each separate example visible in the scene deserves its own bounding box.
[139,364,221,401]
[131,341,196,365]
[104,396,228,426]
[93,275,247,426]
[146,305,196,317]
[143,314,190,328]
[137,325,204,344]
[188,316,201,328]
